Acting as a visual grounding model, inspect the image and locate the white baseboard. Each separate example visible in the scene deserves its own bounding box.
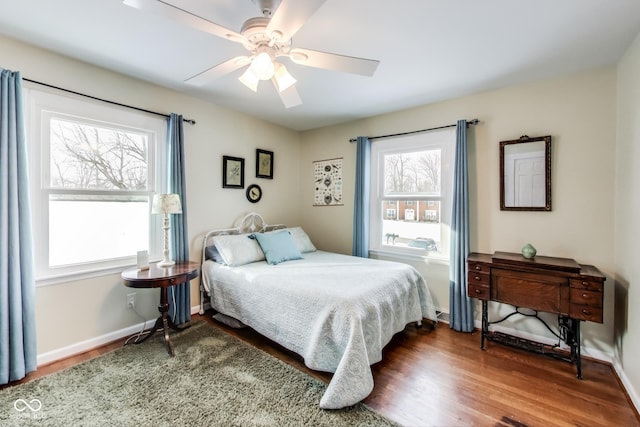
[37,321,152,366]
[37,305,203,367]
[612,357,640,413]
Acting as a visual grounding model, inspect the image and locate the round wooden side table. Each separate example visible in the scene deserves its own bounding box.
[122,261,199,356]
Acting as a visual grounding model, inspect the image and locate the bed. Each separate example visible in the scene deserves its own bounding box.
[200,213,437,409]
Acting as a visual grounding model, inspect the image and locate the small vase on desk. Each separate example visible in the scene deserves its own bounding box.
[521,243,537,259]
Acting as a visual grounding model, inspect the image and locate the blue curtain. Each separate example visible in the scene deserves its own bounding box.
[0,68,37,384]
[352,136,371,258]
[449,120,473,332]
[166,113,190,325]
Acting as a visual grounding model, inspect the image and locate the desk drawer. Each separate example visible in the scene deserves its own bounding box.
[467,271,490,286]
[570,288,603,308]
[468,283,489,300]
[469,261,490,274]
[570,278,603,292]
[570,304,603,323]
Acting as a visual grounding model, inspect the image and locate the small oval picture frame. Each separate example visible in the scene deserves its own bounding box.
[246,184,262,203]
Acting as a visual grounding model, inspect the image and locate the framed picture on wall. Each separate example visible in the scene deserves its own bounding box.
[313,158,343,206]
[256,149,274,179]
[223,155,244,188]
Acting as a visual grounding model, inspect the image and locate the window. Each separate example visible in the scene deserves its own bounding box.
[369,128,455,259]
[27,89,166,284]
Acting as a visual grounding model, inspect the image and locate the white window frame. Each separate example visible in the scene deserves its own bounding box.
[369,128,455,261]
[26,88,166,286]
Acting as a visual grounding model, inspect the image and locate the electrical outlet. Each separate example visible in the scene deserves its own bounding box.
[126,293,136,309]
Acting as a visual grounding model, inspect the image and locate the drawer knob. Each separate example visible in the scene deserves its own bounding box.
[475,289,481,294]
[582,281,588,286]
[582,293,588,298]
[475,265,481,271]
[475,276,481,281]
[582,309,590,315]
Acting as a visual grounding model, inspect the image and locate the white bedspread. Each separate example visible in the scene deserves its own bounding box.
[203,250,437,409]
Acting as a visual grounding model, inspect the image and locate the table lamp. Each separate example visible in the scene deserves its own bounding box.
[152,193,182,267]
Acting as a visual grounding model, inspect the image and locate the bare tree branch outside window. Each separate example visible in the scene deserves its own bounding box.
[50,118,148,190]
[384,149,440,195]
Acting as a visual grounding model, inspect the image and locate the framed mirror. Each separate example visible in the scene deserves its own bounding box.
[500,135,551,211]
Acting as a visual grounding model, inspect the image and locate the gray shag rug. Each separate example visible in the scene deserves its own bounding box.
[0,320,398,426]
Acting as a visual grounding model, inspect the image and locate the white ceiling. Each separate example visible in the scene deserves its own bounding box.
[1,0,639,131]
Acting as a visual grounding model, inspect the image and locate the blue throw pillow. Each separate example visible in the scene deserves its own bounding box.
[252,231,303,265]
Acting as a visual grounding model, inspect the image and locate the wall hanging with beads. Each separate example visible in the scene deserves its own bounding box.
[313,158,343,206]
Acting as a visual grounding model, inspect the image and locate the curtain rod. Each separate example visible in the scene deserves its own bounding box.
[22,78,196,125]
[348,118,479,143]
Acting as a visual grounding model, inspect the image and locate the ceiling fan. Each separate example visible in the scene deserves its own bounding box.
[123,0,380,108]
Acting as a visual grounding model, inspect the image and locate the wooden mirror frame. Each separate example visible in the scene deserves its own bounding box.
[500,135,552,211]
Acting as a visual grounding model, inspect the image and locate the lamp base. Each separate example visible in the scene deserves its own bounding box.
[157,259,176,268]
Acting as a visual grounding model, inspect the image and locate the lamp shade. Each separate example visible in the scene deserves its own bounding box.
[152,193,182,215]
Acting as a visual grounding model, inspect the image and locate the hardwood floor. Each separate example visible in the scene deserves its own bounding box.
[5,313,639,426]
[207,315,639,427]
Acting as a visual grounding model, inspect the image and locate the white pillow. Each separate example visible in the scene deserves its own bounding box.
[270,226,317,253]
[211,233,265,266]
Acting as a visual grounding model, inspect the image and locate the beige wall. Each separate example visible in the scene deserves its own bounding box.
[300,67,617,355]
[0,34,301,356]
[615,32,640,405]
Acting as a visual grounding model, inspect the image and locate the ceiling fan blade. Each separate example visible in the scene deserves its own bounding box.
[274,81,302,108]
[123,0,247,44]
[266,0,328,42]
[185,56,251,86]
[289,48,379,76]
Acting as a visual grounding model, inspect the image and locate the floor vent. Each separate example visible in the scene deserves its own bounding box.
[435,310,450,323]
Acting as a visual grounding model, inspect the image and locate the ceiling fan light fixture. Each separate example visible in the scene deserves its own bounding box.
[250,51,275,80]
[273,62,296,92]
[239,68,260,92]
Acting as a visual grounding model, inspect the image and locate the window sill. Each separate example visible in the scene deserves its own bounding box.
[369,248,450,266]
[35,262,141,287]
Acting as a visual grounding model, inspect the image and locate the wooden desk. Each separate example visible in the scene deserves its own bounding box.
[467,252,605,378]
[122,261,199,356]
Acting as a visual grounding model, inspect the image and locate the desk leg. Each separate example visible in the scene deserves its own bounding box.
[481,300,488,350]
[574,320,582,380]
[560,316,582,379]
[132,287,190,357]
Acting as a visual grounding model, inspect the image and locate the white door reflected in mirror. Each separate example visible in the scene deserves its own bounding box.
[503,140,546,207]
[500,135,551,211]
